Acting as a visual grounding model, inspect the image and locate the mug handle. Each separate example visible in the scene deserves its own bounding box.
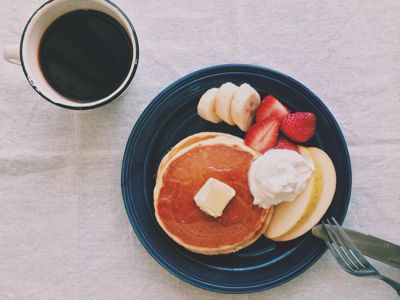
[3,44,21,65]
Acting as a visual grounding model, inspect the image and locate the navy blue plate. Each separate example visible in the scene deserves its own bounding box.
[121,64,351,293]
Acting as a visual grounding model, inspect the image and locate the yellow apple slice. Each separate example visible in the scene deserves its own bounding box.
[274,147,336,241]
[264,147,316,239]
[264,206,274,228]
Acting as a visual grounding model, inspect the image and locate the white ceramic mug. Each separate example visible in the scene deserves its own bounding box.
[3,0,139,110]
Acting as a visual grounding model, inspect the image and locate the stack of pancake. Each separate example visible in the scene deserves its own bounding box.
[154,132,273,255]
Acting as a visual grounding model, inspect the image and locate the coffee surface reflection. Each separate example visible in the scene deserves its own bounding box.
[39,10,133,102]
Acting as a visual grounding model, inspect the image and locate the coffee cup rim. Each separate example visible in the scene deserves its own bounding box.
[20,0,140,110]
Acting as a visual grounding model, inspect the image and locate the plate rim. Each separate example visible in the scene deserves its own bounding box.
[121,64,352,293]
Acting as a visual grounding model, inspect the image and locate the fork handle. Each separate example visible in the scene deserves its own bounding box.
[377,275,400,295]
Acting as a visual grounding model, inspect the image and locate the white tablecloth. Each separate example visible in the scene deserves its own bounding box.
[1,0,399,299]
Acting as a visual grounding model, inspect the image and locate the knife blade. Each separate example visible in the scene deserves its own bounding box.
[312,225,400,269]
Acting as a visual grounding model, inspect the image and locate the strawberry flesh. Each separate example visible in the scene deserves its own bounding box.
[274,136,299,152]
[255,95,290,123]
[244,116,280,153]
[280,112,316,142]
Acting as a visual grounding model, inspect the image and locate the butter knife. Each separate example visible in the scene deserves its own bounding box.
[312,225,400,269]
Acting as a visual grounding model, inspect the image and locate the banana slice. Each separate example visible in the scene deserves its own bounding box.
[231,83,261,131]
[215,82,238,125]
[197,88,221,123]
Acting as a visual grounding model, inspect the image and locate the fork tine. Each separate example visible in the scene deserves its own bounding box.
[327,220,365,270]
[325,220,360,270]
[331,217,372,269]
[323,237,352,272]
[321,223,351,271]
[322,221,355,271]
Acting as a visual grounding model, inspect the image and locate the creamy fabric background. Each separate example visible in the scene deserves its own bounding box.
[1,0,399,299]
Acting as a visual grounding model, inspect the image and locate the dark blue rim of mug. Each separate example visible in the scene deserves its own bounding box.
[19,0,139,110]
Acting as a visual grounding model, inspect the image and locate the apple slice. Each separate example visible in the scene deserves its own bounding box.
[264,206,274,228]
[274,147,336,241]
[264,147,316,239]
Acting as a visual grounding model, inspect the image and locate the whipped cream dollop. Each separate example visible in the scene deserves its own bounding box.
[248,149,314,209]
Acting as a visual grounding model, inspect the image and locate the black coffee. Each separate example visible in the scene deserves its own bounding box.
[39,10,133,102]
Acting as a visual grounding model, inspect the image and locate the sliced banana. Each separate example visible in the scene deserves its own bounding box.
[231,83,261,131]
[197,88,221,123]
[215,82,238,125]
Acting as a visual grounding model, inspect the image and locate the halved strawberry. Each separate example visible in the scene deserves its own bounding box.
[255,95,290,123]
[244,116,280,153]
[274,136,299,152]
[280,112,316,142]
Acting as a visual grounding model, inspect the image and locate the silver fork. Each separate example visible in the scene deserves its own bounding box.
[322,217,400,296]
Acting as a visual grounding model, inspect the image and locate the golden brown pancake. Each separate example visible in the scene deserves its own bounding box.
[157,132,243,177]
[154,133,271,255]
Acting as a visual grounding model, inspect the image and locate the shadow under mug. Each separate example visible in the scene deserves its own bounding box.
[3,0,139,110]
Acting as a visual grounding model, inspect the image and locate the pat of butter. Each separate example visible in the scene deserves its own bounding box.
[194,178,236,218]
